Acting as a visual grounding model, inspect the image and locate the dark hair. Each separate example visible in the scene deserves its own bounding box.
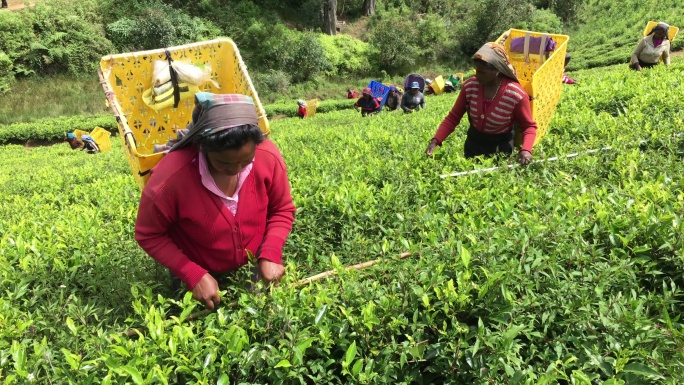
[193,124,264,153]
[473,58,498,72]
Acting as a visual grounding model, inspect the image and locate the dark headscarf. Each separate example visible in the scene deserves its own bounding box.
[170,92,259,152]
[649,22,670,39]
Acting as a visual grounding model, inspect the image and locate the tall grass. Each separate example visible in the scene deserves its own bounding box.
[0,75,107,125]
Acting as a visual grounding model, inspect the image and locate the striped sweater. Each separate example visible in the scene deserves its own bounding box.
[433,77,537,152]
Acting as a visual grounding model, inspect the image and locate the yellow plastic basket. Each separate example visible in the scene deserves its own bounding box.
[98,38,270,189]
[72,129,89,140]
[305,99,319,117]
[431,75,446,95]
[496,29,569,147]
[90,126,112,153]
[643,21,679,42]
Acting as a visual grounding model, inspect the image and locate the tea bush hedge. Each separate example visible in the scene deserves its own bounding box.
[0,60,683,383]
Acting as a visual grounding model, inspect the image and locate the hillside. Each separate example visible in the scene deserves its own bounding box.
[568,0,684,69]
[1,57,683,383]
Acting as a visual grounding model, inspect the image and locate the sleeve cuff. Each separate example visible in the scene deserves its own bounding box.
[257,246,283,265]
[179,263,209,290]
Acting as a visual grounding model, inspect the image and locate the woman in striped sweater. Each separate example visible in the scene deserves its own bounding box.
[426,42,537,165]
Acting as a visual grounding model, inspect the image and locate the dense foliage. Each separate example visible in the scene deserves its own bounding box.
[1,59,683,383]
[0,0,113,79]
[568,0,684,69]
[0,115,117,145]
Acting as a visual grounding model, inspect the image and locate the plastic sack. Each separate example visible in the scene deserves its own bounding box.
[142,82,200,112]
[151,60,218,88]
[510,35,557,54]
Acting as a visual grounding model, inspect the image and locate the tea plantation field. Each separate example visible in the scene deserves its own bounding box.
[1,61,683,384]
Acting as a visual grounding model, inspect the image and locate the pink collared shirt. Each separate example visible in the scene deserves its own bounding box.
[198,153,253,216]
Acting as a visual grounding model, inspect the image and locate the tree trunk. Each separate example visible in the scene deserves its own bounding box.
[322,0,337,35]
[363,0,375,16]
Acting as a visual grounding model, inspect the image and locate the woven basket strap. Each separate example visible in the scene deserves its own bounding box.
[165,49,181,109]
[523,32,531,62]
[539,34,548,62]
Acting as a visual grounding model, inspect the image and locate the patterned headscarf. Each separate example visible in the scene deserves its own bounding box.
[473,42,518,83]
[170,92,259,152]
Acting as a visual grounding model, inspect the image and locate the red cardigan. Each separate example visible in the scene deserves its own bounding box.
[298,106,307,118]
[433,77,537,152]
[134,139,296,289]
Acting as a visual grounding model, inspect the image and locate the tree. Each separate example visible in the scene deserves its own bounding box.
[322,0,337,35]
[363,0,375,16]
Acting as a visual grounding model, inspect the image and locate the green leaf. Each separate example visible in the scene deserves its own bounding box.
[352,358,364,376]
[274,359,292,368]
[460,246,471,269]
[120,365,144,385]
[345,341,357,367]
[65,317,77,335]
[622,363,662,378]
[315,304,328,325]
[103,356,120,370]
[217,373,229,385]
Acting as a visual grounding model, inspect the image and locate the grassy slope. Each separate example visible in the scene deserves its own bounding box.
[568,0,684,69]
[1,59,683,383]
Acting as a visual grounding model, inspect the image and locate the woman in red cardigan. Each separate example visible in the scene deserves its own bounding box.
[426,42,537,165]
[135,93,296,310]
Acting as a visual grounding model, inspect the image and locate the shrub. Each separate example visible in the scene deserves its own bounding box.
[253,70,292,96]
[368,8,422,74]
[526,7,563,34]
[452,0,534,55]
[286,32,333,83]
[26,0,114,77]
[0,51,13,93]
[106,2,221,51]
[319,34,372,77]
[0,11,34,78]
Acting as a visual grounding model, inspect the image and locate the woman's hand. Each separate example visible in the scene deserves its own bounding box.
[258,259,285,283]
[518,150,533,165]
[192,273,221,309]
[426,139,438,156]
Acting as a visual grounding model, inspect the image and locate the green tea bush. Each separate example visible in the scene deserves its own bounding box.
[265,99,354,117]
[569,0,684,69]
[0,115,117,144]
[0,57,683,384]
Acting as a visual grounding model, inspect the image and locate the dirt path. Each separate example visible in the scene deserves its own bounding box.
[3,0,37,11]
[671,50,684,57]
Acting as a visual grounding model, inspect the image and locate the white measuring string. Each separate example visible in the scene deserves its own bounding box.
[439,146,613,179]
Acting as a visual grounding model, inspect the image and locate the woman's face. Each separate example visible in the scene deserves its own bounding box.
[411,88,419,95]
[474,61,498,85]
[653,29,666,40]
[205,141,256,176]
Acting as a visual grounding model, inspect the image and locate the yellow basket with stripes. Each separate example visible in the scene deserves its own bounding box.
[495,29,569,147]
[98,38,270,189]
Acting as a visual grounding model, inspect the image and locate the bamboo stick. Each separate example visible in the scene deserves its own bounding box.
[296,251,413,287]
[125,251,414,337]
